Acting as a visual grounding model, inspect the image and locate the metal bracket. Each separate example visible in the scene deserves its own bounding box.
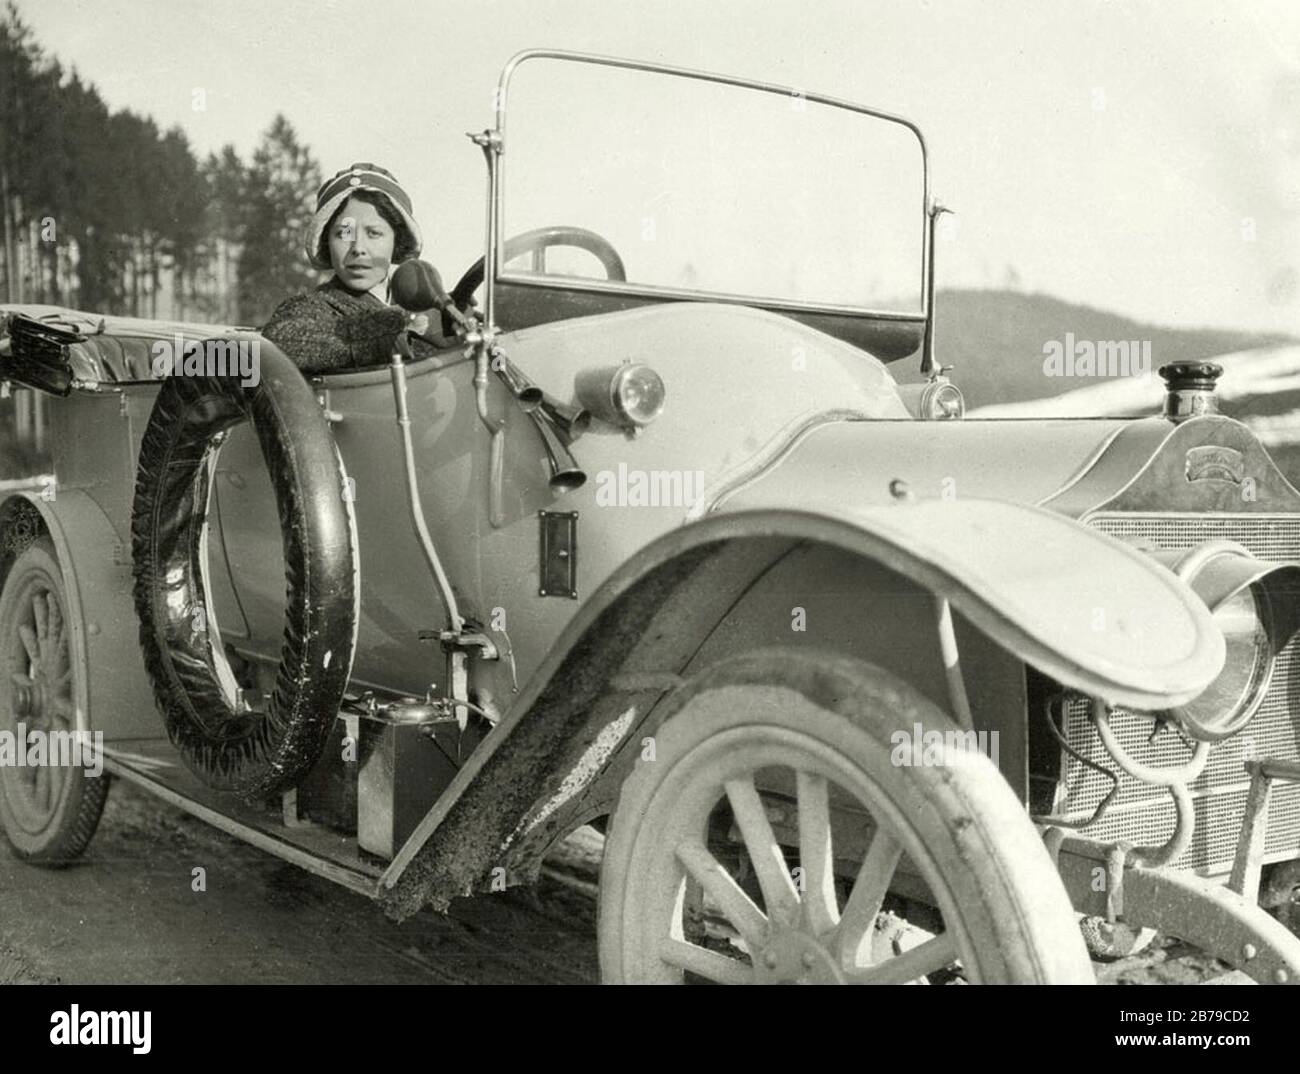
[281,787,309,829]
[934,596,973,730]
[1105,842,1130,921]
[538,510,578,598]
[1229,758,1300,901]
[316,388,342,423]
[417,624,501,733]
[1055,832,1300,984]
[919,199,953,379]
[419,627,500,662]
[468,129,503,154]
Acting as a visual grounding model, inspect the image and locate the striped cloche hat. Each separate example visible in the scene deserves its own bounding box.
[305,162,423,270]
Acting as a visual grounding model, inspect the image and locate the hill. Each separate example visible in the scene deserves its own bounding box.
[924,289,1294,410]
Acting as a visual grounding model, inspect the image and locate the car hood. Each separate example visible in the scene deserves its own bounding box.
[700,415,1135,514]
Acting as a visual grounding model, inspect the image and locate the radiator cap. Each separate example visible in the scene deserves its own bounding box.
[1160,361,1222,422]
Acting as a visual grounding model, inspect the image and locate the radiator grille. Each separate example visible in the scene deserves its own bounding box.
[1056,513,1300,873]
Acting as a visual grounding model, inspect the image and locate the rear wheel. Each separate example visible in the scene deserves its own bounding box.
[0,537,108,864]
[598,651,1093,984]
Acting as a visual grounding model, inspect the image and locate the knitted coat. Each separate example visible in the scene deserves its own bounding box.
[261,276,436,375]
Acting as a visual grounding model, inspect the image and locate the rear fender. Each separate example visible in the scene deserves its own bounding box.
[0,489,158,740]
[379,497,1222,916]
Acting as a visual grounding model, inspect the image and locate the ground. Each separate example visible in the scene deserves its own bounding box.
[0,778,1242,985]
[0,779,600,984]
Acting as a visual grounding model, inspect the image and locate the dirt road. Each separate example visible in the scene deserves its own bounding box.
[0,778,601,984]
[0,777,1240,985]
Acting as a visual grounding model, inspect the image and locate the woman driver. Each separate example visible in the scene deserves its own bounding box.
[262,162,467,374]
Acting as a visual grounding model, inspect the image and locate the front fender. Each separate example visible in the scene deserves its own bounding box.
[705,496,1224,710]
[379,496,1223,913]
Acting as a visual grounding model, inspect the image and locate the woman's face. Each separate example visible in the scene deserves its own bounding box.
[328,196,395,293]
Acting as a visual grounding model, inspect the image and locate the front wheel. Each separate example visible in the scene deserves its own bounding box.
[598,651,1093,984]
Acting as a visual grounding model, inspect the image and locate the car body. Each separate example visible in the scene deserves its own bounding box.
[1,50,1299,984]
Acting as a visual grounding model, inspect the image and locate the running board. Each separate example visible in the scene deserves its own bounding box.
[102,739,383,899]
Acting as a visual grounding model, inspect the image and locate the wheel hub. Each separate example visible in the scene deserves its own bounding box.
[11,670,53,726]
[752,929,845,984]
[12,682,33,720]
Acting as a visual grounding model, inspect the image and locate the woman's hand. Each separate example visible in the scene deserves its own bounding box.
[441,302,474,337]
[405,303,472,348]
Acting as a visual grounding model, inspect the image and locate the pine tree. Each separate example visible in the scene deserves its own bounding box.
[201,146,247,322]
[0,9,323,323]
[237,115,321,324]
[157,127,206,318]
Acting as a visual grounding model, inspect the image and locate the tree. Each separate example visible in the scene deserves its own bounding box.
[237,114,321,324]
[0,2,44,300]
[0,10,323,323]
[200,146,246,321]
[63,71,120,310]
[157,127,207,316]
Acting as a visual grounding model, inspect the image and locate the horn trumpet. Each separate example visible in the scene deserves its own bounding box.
[538,394,591,441]
[528,405,586,492]
[492,352,544,411]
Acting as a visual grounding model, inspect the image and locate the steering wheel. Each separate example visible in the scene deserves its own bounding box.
[449,225,627,309]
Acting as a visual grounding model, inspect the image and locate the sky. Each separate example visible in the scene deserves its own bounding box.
[17,0,1300,334]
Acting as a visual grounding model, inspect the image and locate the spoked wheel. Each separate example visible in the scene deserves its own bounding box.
[0,537,108,864]
[599,651,1093,984]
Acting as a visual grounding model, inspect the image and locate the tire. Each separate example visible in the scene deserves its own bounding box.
[131,344,358,799]
[0,537,109,864]
[598,650,1094,984]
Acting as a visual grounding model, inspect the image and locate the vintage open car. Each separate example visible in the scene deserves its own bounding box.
[1,50,1299,985]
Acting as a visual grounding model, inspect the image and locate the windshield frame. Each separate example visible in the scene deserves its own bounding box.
[488,49,932,329]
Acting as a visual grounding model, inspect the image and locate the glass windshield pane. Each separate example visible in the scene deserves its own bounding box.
[499,57,925,313]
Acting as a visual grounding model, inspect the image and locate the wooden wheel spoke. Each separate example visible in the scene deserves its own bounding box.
[845,932,958,985]
[659,938,753,985]
[31,593,47,656]
[46,598,63,658]
[836,827,903,968]
[51,696,75,726]
[680,874,707,947]
[795,770,839,936]
[18,623,39,668]
[676,839,768,947]
[49,626,68,676]
[724,776,800,924]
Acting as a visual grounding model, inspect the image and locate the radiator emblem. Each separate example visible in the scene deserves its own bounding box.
[1185,445,1245,485]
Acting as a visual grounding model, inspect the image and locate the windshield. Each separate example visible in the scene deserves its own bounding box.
[496,53,927,315]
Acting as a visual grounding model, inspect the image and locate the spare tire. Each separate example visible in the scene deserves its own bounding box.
[131,340,358,799]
